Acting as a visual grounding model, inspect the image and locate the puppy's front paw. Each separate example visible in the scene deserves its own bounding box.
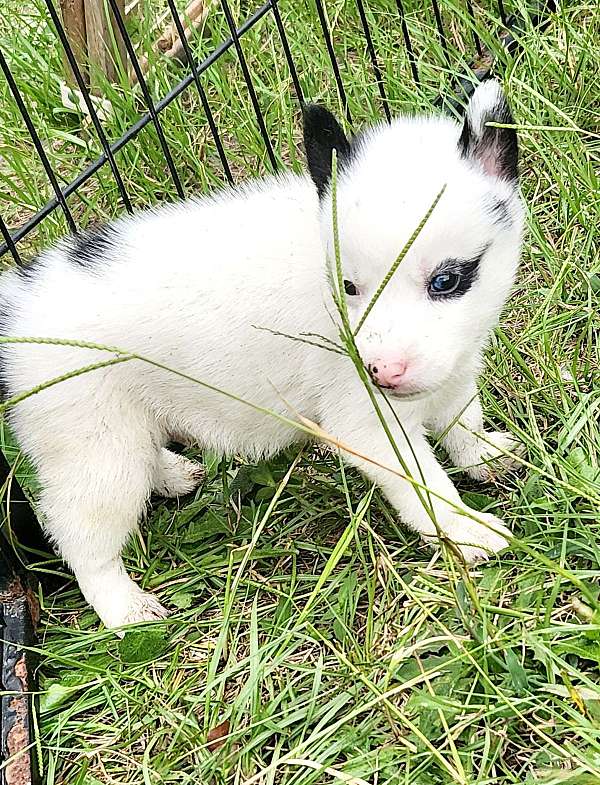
[465,431,524,483]
[427,511,512,563]
[97,589,169,636]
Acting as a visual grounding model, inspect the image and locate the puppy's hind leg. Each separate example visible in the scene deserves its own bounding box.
[153,448,205,498]
[35,418,168,632]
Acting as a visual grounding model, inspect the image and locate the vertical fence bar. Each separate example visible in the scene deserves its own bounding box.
[164,0,234,184]
[106,0,185,198]
[355,0,391,122]
[313,0,352,124]
[220,0,278,171]
[430,0,451,69]
[497,0,508,26]
[0,215,21,266]
[44,0,133,213]
[395,0,420,87]
[0,49,77,235]
[270,0,305,105]
[465,0,483,56]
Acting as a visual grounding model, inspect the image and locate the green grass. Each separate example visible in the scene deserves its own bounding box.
[1,0,600,783]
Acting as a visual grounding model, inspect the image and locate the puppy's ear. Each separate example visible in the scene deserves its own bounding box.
[302,104,353,198]
[458,80,518,182]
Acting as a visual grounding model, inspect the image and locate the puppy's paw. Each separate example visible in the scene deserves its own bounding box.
[97,589,169,636]
[427,511,512,563]
[464,431,524,483]
[154,450,205,498]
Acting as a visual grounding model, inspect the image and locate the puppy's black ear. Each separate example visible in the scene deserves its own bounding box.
[458,80,518,182]
[302,104,353,198]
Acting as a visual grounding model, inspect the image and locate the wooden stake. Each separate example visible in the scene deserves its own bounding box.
[132,0,210,84]
[59,0,87,85]
[84,0,127,90]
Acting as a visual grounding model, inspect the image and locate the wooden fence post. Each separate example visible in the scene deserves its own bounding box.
[59,0,87,85]
[59,0,126,91]
[85,0,127,87]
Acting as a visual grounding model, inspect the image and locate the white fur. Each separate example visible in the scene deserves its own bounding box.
[0,82,524,630]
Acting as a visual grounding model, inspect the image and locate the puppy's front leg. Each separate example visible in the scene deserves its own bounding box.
[321,404,511,562]
[427,382,524,483]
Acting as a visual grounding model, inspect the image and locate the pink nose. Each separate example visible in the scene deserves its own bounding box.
[369,359,408,388]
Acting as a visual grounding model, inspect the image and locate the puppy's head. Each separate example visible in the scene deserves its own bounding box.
[303,81,524,398]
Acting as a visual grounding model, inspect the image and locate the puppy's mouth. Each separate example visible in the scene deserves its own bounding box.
[369,379,430,401]
[383,386,430,401]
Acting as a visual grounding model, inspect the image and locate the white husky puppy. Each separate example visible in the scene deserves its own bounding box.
[0,80,524,630]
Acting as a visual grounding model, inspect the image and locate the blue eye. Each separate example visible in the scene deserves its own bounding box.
[428,272,461,296]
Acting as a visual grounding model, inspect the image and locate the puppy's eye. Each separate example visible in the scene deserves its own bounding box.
[428,272,461,297]
[344,280,359,296]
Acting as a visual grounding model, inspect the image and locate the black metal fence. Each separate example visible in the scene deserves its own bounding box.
[0,0,556,264]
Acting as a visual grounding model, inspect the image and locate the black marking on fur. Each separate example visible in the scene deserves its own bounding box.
[302,104,357,198]
[349,126,368,150]
[458,92,518,182]
[14,256,44,281]
[428,250,486,300]
[69,223,117,269]
[488,198,512,227]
